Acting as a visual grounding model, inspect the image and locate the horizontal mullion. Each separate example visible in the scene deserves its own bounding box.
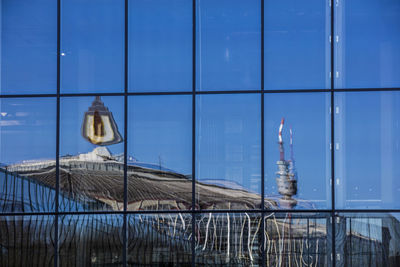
[2,208,400,217]
[3,87,400,98]
[333,87,400,92]
[0,93,58,98]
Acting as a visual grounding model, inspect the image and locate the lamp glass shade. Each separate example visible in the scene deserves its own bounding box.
[81,96,123,146]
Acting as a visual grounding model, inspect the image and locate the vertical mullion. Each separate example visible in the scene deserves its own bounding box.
[307,219,310,265]
[191,0,196,266]
[330,0,336,266]
[123,0,129,266]
[54,0,61,265]
[260,0,265,266]
[349,218,352,267]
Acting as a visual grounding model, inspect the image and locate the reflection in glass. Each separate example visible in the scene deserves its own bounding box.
[0,215,55,266]
[129,0,192,92]
[335,92,400,209]
[336,0,400,88]
[128,95,192,211]
[127,214,192,266]
[337,213,400,267]
[0,0,57,94]
[60,0,124,93]
[196,0,260,91]
[195,212,330,266]
[81,96,123,146]
[58,214,123,266]
[128,95,191,176]
[265,213,330,267]
[0,98,56,212]
[196,94,262,210]
[264,93,331,209]
[60,96,124,211]
[264,0,330,90]
[195,213,262,265]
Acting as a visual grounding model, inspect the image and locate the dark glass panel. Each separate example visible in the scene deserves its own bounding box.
[196,94,261,210]
[264,0,330,90]
[337,213,400,267]
[127,214,192,266]
[61,0,124,93]
[264,93,331,209]
[129,0,192,92]
[265,212,331,267]
[195,213,262,265]
[196,0,261,91]
[0,98,56,212]
[60,96,124,211]
[128,95,192,211]
[58,214,124,266]
[336,0,400,88]
[0,215,55,266]
[335,92,400,209]
[195,212,330,266]
[0,0,57,94]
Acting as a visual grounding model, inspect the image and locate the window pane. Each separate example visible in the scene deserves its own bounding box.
[196,0,261,91]
[336,0,400,88]
[335,92,400,209]
[0,215,55,266]
[337,213,400,267]
[0,98,56,212]
[264,93,331,209]
[265,212,331,267]
[61,0,124,93]
[264,0,330,90]
[0,0,56,94]
[195,212,331,266]
[128,95,192,211]
[196,94,261,210]
[128,214,192,265]
[59,214,123,266]
[60,96,124,211]
[195,213,262,265]
[129,0,192,92]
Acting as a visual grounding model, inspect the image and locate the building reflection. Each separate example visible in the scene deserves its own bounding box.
[3,147,275,212]
[1,148,400,265]
[1,211,400,266]
[0,100,398,266]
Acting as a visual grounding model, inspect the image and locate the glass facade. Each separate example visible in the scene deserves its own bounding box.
[1,0,400,266]
[60,0,125,93]
[0,0,57,94]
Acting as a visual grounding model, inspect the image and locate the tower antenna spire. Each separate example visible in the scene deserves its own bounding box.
[289,126,297,181]
[276,118,297,209]
[278,118,285,161]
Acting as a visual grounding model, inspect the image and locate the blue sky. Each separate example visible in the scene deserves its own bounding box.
[0,0,400,209]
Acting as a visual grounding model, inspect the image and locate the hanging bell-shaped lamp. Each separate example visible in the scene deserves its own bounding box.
[81,96,123,146]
